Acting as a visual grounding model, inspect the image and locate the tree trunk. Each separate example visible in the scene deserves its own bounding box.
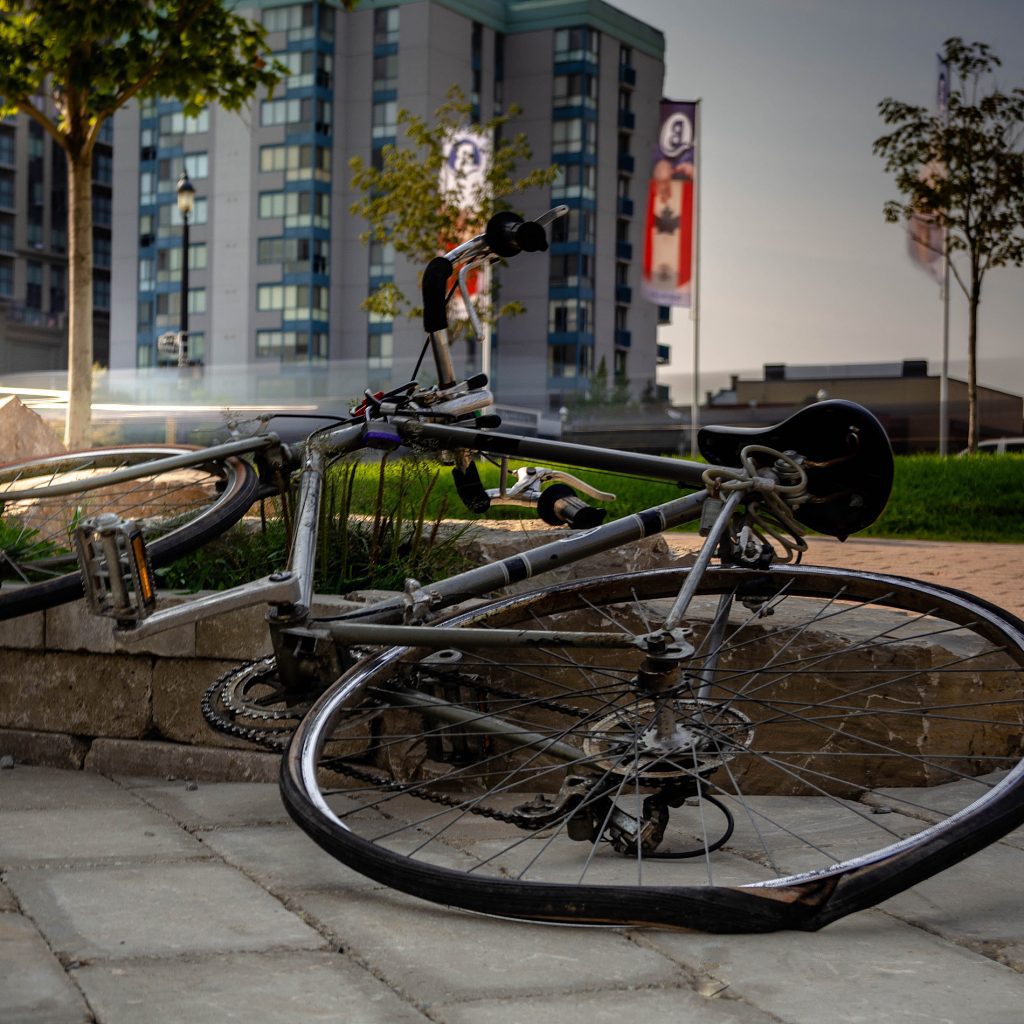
[966,276,981,453]
[65,152,94,448]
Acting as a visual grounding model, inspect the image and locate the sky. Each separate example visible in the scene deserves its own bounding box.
[625,0,1024,402]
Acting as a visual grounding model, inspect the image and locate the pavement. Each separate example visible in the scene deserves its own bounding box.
[3,538,1024,1023]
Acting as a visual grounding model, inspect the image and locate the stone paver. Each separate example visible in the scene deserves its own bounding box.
[295,885,685,1003]
[5,861,324,960]
[0,805,208,866]
[75,951,430,1024]
[198,823,377,894]
[431,985,778,1024]
[0,912,91,1024]
[0,764,135,810]
[122,777,292,828]
[635,911,1024,1024]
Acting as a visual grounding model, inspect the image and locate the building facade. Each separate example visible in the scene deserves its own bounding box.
[110,0,665,412]
[0,113,112,374]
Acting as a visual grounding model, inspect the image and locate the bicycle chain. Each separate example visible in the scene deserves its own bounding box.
[201,659,297,750]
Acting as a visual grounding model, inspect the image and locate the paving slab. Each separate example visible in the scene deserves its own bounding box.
[431,984,778,1024]
[0,911,91,1024]
[293,885,684,1003]
[881,838,1024,962]
[5,861,325,960]
[123,777,293,828]
[0,763,135,810]
[634,910,1024,1024]
[75,950,429,1024]
[0,805,209,866]
[198,823,379,894]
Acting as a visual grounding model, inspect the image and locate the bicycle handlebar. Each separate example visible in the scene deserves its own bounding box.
[421,211,555,336]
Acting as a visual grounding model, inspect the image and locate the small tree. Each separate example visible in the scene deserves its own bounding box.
[350,86,558,335]
[874,37,1024,451]
[0,0,286,447]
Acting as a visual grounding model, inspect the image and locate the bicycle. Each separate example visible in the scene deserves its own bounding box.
[3,207,1023,933]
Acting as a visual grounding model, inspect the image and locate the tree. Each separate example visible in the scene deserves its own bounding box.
[350,86,558,340]
[0,1,285,447]
[874,37,1024,452]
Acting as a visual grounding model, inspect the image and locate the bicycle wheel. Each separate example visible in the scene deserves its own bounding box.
[0,446,258,619]
[281,564,1024,932]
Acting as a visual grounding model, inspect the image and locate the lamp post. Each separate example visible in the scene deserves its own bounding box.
[175,171,195,367]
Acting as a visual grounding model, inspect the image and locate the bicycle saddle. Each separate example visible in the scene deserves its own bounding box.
[697,399,894,540]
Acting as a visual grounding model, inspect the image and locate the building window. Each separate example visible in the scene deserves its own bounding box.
[373,53,398,92]
[260,143,331,181]
[549,252,592,289]
[93,276,111,311]
[26,261,42,309]
[368,238,395,278]
[551,208,595,246]
[263,3,315,40]
[158,198,207,227]
[372,100,398,139]
[261,97,303,126]
[94,234,112,269]
[256,283,329,320]
[0,259,13,297]
[554,26,599,64]
[549,343,586,379]
[156,243,207,281]
[0,171,14,209]
[275,49,332,89]
[548,298,592,334]
[258,236,328,273]
[552,118,595,157]
[553,73,596,110]
[258,190,329,228]
[0,130,14,166]
[368,332,393,369]
[158,109,209,138]
[551,163,596,201]
[374,6,399,46]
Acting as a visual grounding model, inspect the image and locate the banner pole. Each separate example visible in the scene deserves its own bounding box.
[690,98,702,457]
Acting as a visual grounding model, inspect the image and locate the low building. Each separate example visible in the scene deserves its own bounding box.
[706,361,1023,454]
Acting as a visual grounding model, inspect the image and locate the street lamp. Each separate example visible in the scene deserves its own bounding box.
[175,171,196,367]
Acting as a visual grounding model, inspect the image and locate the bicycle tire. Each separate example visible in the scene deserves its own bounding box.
[281,564,1024,932]
[0,445,258,619]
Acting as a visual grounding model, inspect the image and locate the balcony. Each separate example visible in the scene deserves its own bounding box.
[616,241,633,261]
[617,196,634,217]
[618,109,635,131]
[619,64,636,87]
[614,330,632,348]
[615,285,632,304]
[617,153,634,174]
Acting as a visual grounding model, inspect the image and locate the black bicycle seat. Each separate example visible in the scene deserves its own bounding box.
[698,400,894,540]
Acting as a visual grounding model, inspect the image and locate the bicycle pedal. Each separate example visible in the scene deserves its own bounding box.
[73,514,157,624]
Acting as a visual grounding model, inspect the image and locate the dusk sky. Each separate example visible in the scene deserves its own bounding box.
[626,0,1024,401]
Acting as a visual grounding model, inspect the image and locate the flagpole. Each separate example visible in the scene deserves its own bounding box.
[939,229,950,455]
[690,98,702,457]
[937,54,950,456]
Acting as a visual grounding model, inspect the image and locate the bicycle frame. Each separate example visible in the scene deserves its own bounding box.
[107,417,728,648]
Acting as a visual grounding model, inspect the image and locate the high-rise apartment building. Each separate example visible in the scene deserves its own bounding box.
[0,114,113,373]
[110,0,665,411]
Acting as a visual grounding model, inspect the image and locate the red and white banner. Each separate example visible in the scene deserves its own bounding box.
[642,100,697,308]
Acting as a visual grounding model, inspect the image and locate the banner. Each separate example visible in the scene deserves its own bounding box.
[907,57,949,283]
[439,130,491,319]
[642,100,697,308]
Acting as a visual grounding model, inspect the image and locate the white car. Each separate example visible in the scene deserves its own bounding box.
[960,437,1024,454]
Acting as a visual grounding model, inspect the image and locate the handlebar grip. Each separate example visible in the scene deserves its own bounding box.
[485,212,548,258]
[537,484,606,531]
[422,256,453,334]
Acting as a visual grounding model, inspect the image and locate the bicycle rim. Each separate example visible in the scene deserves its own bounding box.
[281,565,1024,932]
[0,445,258,619]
